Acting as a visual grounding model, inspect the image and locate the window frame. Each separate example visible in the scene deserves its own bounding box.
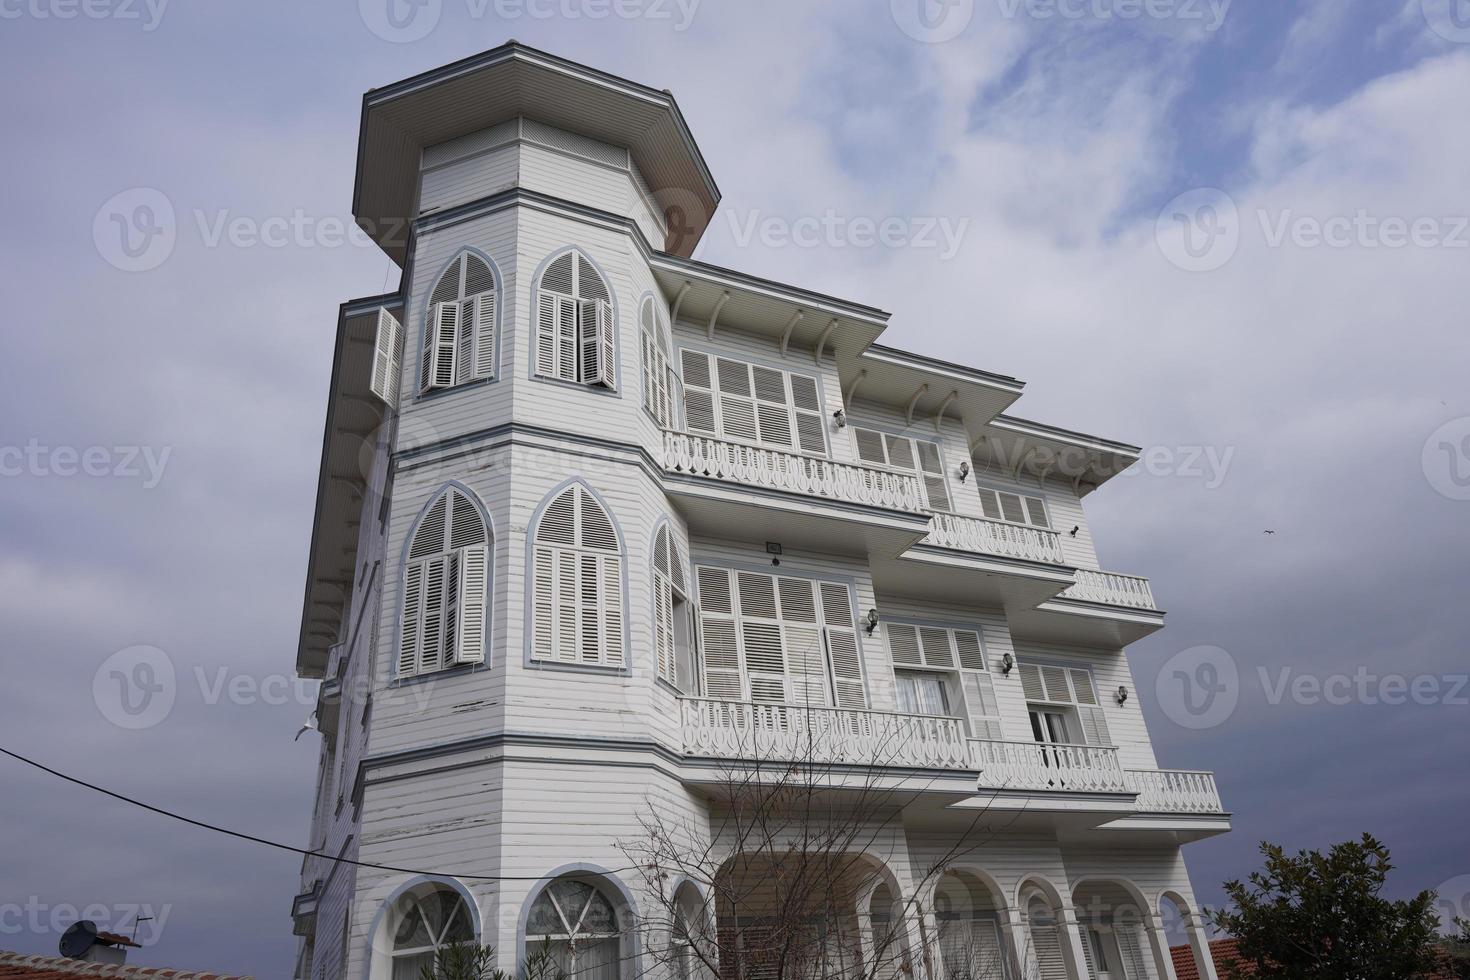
[639,295,679,428]
[396,485,491,681]
[677,348,829,456]
[882,619,1003,739]
[849,425,953,512]
[532,248,618,391]
[528,482,627,672]
[418,250,499,396]
[976,483,1052,530]
[652,522,695,692]
[1017,660,1112,747]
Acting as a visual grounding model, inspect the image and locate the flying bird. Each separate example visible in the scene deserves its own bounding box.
[294,712,320,741]
[1263,530,1276,535]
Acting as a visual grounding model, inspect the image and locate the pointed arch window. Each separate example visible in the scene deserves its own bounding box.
[399,487,489,678]
[527,878,624,980]
[639,296,677,427]
[535,249,616,389]
[421,251,497,393]
[531,485,624,667]
[652,524,693,690]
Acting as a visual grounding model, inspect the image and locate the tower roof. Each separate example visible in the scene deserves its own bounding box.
[354,40,720,265]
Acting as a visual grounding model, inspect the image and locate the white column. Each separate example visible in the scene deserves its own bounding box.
[1057,906,1092,980]
[1181,912,1218,980]
[1141,913,1177,980]
[999,908,1032,980]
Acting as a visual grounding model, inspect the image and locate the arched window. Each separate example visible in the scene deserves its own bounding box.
[421,251,497,393]
[527,878,623,980]
[387,886,476,979]
[639,296,676,427]
[400,487,489,678]
[534,249,616,389]
[531,485,624,667]
[652,524,692,690]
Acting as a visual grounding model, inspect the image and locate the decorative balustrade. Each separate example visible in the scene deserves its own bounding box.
[1064,569,1158,610]
[925,512,1066,564]
[662,431,927,514]
[1125,769,1225,814]
[679,698,974,770]
[969,738,1130,793]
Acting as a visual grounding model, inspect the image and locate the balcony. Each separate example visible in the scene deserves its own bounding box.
[660,431,931,557]
[926,512,1066,564]
[1062,569,1157,610]
[676,698,1225,819]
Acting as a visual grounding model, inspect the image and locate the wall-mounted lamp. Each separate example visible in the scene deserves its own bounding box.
[1069,525,1080,537]
[765,542,783,567]
[1115,685,1129,706]
[865,608,880,635]
[833,408,847,429]
[1000,652,1014,676]
[958,461,971,483]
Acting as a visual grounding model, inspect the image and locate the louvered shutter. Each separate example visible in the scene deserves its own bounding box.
[1019,663,1047,701]
[1116,925,1151,980]
[854,428,888,464]
[425,302,458,390]
[886,623,923,666]
[777,578,828,706]
[419,555,449,673]
[752,366,793,447]
[916,441,952,511]
[883,434,915,471]
[1070,668,1112,746]
[601,552,624,666]
[789,375,827,455]
[597,300,616,389]
[697,567,744,699]
[820,582,866,709]
[555,296,577,381]
[1029,914,1068,980]
[370,308,403,408]
[954,630,1003,739]
[577,300,601,385]
[471,292,495,379]
[716,358,759,443]
[918,627,956,667]
[533,546,555,662]
[1025,494,1050,528]
[681,350,717,434]
[738,573,787,703]
[454,545,487,664]
[1080,928,1102,980]
[399,562,424,677]
[978,488,1003,520]
[536,293,558,378]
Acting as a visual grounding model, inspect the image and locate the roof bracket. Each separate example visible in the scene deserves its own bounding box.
[814,318,837,365]
[778,310,805,356]
[843,369,867,408]
[932,390,958,433]
[706,290,730,340]
[905,383,930,426]
[669,281,692,326]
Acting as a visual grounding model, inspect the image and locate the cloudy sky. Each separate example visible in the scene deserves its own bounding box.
[2,0,1468,974]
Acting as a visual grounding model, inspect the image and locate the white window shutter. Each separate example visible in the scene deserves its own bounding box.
[597,300,616,389]
[536,293,558,378]
[601,553,624,666]
[916,442,952,511]
[399,561,424,677]
[961,672,1003,740]
[556,296,577,381]
[577,300,601,385]
[472,292,496,380]
[370,308,403,408]
[420,555,449,673]
[454,545,488,665]
[532,546,555,662]
[425,302,459,391]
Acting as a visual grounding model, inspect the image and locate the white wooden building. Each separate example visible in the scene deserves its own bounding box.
[291,42,1228,980]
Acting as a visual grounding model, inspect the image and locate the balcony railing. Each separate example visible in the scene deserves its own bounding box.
[1126,768,1224,814]
[926,512,1066,564]
[970,738,1129,793]
[1063,569,1158,610]
[663,432,927,514]
[680,697,973,769]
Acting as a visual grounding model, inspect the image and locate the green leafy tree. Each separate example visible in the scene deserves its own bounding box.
[1210,834,1440,980]
[419,943,564,980]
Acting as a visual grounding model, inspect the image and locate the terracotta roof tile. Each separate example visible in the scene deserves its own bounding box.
[1170,938,1457,980]
[0,951,251,980]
